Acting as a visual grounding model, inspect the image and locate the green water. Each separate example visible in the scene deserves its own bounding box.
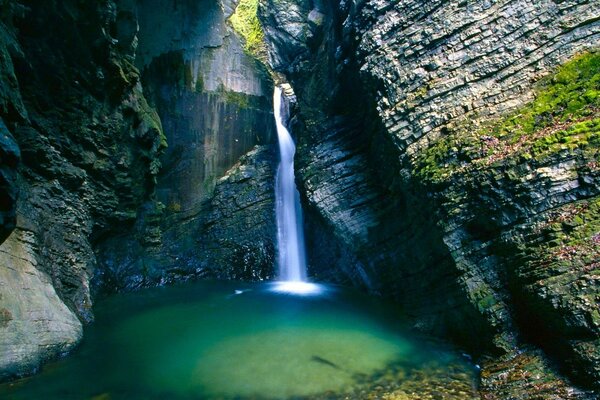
[0,281,477,399]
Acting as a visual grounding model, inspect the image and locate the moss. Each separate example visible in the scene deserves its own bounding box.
[414,51,600,183]
[216,83,264,109]
[167,201,181,213]
[468,284,500,314]
[526,197,600,271]
[135,86,167,151]
[224,89,250,108]
[530,117,600,159]
[195,75,204,93]
[229,0,267,60]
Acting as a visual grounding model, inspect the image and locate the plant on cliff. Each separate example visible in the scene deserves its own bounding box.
[415,51,600,183]
[527,198,600,270]
[229,0,267,61]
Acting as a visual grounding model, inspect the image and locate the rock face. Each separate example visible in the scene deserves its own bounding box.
[0,0,164,380]
[0,0,278,380]
[260,0,600,393]
[0,122,19,244]
[0,0,597,395]
[96,145,277,289]
[93,0,278,291]
[355,0,600,154]
[134,0,275,210]
[0,229,82,379]
[0,2,23,244]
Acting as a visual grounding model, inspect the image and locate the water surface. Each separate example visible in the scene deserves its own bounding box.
[0,281,478,399]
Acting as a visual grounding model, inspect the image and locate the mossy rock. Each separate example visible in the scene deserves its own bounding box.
[229,0,267,61]
[414,51,600,184]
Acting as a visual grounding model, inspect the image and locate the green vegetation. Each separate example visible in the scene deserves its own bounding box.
[167,201,182,213]
[229,0,267,60]
[415,51,600,183]
[216,83,265,109]
[134,84,168,153]
[529,197,600,270]
[224,88,250,108]
[530,117,600,158]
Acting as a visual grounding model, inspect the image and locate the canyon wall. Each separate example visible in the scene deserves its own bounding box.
[94,0,277,291]
[260,0,600,394]
[1,0,598,395]
[0,0,277,379]
[0,0,165,379]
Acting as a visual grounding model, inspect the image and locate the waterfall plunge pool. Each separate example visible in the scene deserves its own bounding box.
[0,281,479,399]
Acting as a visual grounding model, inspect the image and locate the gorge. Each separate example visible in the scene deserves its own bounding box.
[0,0,599,399]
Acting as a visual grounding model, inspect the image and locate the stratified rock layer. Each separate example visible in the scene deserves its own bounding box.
[260,0,600,393]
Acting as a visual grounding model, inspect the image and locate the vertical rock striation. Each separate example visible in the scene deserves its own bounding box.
[1,0,278,380]
[94,0,278,290]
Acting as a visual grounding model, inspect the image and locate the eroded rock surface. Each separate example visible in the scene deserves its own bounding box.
[0,0,164,379]
[260,0,600,393]
[0,229,82,380]
[94,0,278,291]
[97,145,277,288]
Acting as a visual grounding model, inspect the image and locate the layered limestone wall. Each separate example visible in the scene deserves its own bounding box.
[351,0,600,388]
[260,0,600,393]
[353,0,600,154]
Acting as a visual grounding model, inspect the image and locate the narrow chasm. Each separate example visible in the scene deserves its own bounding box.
[0,0,599,399]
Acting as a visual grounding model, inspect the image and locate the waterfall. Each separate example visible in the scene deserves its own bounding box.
[274,86,308,283]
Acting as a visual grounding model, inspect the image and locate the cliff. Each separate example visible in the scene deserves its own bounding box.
[94,0,277,290]
[260,0,600,395]
[0,0,165,379]
[0,0,598,396]
[0,0,277,380]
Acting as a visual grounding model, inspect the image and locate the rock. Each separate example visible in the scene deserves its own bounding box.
[0,229,82,381]
[260,0,600,393]
[0,119,19,244]
[0,0,164,379]
[96,145,277,289]
[480,347,596,399]
[92,0,278,292]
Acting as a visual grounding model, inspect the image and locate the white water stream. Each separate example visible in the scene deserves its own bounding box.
[274,86,308,285]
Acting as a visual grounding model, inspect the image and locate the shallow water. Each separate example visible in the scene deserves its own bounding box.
[0,281,478,399]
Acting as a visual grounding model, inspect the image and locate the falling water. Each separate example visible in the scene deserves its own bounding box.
[274,86,307,283]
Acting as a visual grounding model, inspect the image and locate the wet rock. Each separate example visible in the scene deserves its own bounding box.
[0,119,19,244]
[261,0,600,394]
[0,229,82,381]
[0,0,163,379]
[480,348,596,399]
[96,145,277,289]
[93,0,278,292]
